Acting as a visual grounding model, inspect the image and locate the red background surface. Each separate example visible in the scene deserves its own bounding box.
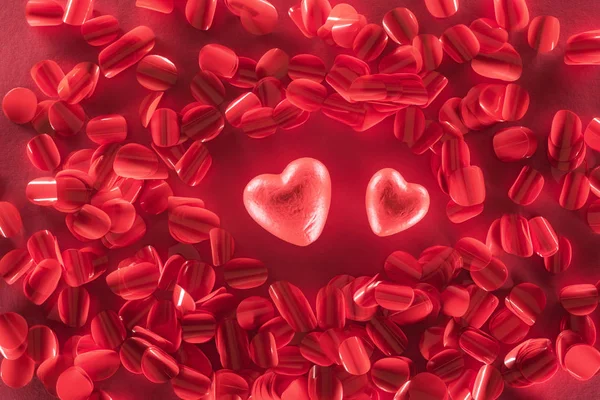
[2,0,600,398]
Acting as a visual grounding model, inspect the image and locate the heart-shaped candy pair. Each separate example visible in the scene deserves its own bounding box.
[243,159,429,246]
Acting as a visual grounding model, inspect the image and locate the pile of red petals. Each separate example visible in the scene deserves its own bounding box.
[2,0,600,399]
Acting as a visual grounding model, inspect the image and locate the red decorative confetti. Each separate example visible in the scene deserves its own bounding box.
[3,1,600,399]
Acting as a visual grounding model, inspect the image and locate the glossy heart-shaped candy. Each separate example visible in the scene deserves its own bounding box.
[243,158,331,246]
[366,168,430,236]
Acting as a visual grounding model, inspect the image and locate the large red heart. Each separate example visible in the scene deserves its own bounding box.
[366,168,430,236]
[243,158,331,246]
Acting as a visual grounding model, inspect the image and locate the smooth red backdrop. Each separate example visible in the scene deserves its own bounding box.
[2,0,600,399]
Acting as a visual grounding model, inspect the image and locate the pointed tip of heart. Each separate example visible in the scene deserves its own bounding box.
[366,168,430,237]
[243,158,332,247]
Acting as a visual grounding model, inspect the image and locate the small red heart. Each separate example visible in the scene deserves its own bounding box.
[243,158,331,246]
[366,168,430,236]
